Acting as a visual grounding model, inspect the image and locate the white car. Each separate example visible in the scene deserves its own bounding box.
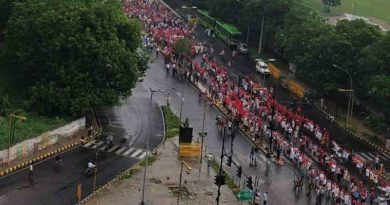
[256,59,269,75]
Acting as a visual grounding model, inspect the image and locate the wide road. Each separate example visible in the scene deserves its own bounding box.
[142,24,387,204]
[190,25,390,163]
[143,52,314,204]
[0,79,165,205]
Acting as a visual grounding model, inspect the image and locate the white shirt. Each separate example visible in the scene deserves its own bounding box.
[88,162,96,169]
[263,193,267,201]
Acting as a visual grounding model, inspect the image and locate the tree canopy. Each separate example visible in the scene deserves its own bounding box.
[1,0,146,116]
[173,37,192,57]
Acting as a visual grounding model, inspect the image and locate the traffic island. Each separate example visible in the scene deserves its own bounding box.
[83,137,240,205]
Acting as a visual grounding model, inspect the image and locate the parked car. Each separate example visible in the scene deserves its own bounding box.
[238,43,248,54]
[255,59,269,75]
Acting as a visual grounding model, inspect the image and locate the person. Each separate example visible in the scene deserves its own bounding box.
[263,192,268,205]
[166,62,170,73]
[375,154,380,170]
[156,47,160,58]
[28,164,33,180]
[88,161,96,170]
[55,154,63,166]
[206,153,213,175]
[166,92,171,106]
[106,135,113,148]
[254,191,261,205]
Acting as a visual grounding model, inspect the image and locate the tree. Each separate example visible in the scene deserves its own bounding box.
[322,0,341,13]
[1,0,146,116]
[0,0,14,30]
[173,38,192,57]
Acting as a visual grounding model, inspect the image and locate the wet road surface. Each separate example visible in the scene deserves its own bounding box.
[0,76,165,205]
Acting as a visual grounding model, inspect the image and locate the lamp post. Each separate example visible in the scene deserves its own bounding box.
[177,160,192,205]
[332,64,353,129]
[140,88,165,205]
[172,88,184,122]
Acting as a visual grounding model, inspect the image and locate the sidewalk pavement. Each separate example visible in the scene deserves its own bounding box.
[85,137,241,205]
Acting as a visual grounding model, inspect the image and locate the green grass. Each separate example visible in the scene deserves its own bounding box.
[301,0,390,25]
[161,106,181,138]
[120,154,157,180]
[0,112,66,149]
[210,159,240,195]
[139,154,157,167]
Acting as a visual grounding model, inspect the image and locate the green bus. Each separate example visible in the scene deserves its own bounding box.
[197,9,243,49]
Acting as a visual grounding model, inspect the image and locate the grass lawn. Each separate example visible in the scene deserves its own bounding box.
[0,113,66,150]
[301,0,390,24]
[161,105,181,138]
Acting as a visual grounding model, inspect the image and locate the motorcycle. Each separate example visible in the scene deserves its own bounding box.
[53,158,63,172]
[84,167,96,177]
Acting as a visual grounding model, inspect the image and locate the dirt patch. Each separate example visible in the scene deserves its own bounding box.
[169,186,191,199]
[323,13,389,31]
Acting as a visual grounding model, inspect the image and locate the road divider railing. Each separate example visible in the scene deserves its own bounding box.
[0,142,79,178]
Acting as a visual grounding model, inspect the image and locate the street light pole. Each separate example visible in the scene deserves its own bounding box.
[140,88,164,205]
[172,88,184,122]
[216,127,227,205]
[258,16,264,54]
[332,64,353,129]
[177,160,192,205]
[198,102,207,177]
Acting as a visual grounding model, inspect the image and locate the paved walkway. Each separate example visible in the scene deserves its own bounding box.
[85,137,241,205]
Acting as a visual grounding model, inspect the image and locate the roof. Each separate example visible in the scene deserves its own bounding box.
[197,9,242,36]
[215,21,242,36]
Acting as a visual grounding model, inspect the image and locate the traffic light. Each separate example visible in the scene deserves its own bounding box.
[236,165,242,178]
[226,156,232,167]
[246,176,253,190]
[214,174,226,186]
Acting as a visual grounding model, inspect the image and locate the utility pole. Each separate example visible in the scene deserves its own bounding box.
[198,102,207,177]
[177,160,192,205]
[92,109,101,193]
[140,88,164,205]
[246,24,250,45]
[216,128,227,205]
[258,16,264,54]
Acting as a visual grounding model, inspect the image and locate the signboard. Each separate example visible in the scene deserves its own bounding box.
[237,189,253,201]
[179,143,201,157]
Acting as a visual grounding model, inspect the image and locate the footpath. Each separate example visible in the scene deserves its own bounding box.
[85,137,240,205]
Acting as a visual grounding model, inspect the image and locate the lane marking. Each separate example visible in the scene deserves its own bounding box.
[360,152,373,161]
[107,145,120,152]
[83,140,96,148]
[130,149,143,158]
[115,147,127,154]
[123,148,135,156]
[91,141,104,149]
[99,145,107,151]
[137,152,147,159]
[366,152,376,160]
[378,153,390,161]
